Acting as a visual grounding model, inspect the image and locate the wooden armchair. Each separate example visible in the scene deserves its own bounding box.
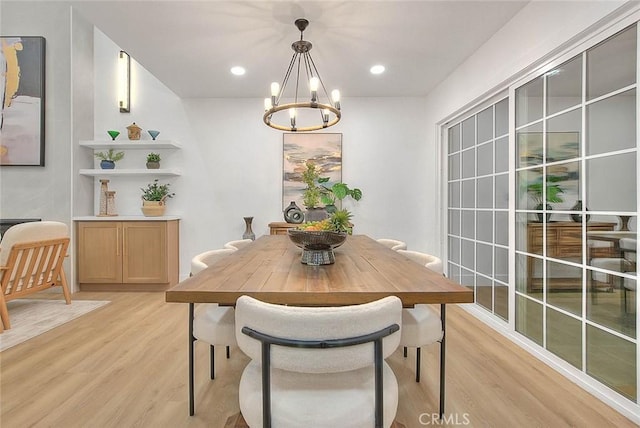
[0,221,71,332]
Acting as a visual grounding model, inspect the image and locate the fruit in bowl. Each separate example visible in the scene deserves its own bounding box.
[287,210,353,265]
[297,209,353,234]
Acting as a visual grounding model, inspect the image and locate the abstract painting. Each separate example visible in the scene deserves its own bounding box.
[0,36,46,166]
[283,133,342,210]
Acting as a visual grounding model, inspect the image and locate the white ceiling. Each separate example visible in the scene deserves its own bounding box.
[70,1,529,99]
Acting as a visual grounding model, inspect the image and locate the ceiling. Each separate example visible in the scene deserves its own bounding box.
[70,1,529,99]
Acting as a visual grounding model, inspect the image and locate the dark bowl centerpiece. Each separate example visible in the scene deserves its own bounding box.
[287,209,352,265]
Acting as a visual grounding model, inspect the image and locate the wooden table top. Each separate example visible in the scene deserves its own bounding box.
[166,235,474,307]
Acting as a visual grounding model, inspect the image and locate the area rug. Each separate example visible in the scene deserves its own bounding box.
[0,299,110,352]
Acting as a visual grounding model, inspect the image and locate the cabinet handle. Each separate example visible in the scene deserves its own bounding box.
[116,227,120,256]
[123,227,127,256]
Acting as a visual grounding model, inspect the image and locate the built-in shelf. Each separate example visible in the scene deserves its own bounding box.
[79,168,182,177]
[79,140,181,149]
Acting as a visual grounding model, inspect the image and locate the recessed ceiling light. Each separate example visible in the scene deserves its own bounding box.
[230,66,246,76]
[370,65,385,75]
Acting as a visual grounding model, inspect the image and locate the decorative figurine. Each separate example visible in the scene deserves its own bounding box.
[127,122,142,140]
[148,130,160,140]
[107,130,120,140]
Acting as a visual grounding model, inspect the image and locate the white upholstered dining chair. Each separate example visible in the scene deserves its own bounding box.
[189,247,238,415]
[396,249,444,382]
[223,239,253,251]
[376,238,407,251]
[235,295,402,428]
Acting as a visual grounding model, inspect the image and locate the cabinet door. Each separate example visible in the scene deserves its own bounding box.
[122,222,168,283]
[77,222,122,283]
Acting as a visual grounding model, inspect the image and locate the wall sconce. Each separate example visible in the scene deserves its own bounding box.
[118,50,130,113]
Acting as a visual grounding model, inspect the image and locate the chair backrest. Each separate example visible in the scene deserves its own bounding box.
[236,295,402,374]
[376,238,407,251]
[190,248,237,275]
[620,237,637,263]
[397,249,443,275]
[0,221,69,297]
[223,239,253,250]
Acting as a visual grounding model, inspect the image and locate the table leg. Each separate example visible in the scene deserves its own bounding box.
[440,304,446,419]
[189,303,195,416]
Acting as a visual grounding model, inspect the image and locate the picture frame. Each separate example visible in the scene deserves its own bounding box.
[0,36,46,166]
[282,133,342,210]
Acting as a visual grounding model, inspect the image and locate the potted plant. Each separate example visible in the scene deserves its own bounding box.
[94,148,124,169]
[301,161,326,221]
[146,152,161,169]
[320,181,363,213]
[140,179,174,216]
[527,175,564,222]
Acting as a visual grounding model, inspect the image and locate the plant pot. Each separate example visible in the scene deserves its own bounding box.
[146,161,160,169]
[305,207,328,222]
[141,200,166,217]
[100,160,115,169]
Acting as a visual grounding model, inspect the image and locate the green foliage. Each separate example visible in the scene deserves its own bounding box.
[527,175,564,205]
[94,148,124,162]
[141,179,175,201]
[301,161,322,208]
[329,209,353,234]
[146,152,161,162]
[320,182,363,206]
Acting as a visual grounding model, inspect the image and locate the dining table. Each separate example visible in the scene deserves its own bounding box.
[166,234,474,419]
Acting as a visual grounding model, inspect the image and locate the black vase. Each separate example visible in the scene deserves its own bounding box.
[570,200,590,223]
[536,203,552,223]
[284,201,304,224]
[242,217,255,240]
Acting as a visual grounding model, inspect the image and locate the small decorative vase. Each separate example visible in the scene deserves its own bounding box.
[243,217,256,240]
[98,179,110,216]
[100,160,115,169]
[283,201,304,224]
[141,200,166,217]
[127,122,142,140]
[570,200,590,223]
[618,215,631,231]
[146,161,160,169]
[105,191,118,216]
[536,203,552,223]
[107,130,120,140]
[148,130,160,140]
[305,207,328,222]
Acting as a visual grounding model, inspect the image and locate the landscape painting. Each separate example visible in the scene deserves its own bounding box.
[283,133,342,210]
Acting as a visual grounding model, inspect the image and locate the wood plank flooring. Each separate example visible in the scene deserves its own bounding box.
[0,292,635,428]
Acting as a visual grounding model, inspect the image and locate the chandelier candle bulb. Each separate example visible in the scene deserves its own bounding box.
[332,89,341,110]
[264,98,272,111]
[322,109,330,125]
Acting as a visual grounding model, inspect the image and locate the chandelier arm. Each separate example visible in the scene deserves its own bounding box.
[294,54,303,104]
[263,102,341,132]
[278,52,299,106]
[307,54,334,109]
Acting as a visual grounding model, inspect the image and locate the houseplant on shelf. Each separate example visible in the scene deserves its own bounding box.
[140,179,174,216]
[146,152,161,169]
[94,148,124,169]
[527,175,564,222]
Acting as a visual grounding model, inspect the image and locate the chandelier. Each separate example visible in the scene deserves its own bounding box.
[263,19,341,132]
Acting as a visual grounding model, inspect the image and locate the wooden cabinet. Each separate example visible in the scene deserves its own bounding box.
[527,221,615,291]
[269,222,299,235]
[77,220,179,291]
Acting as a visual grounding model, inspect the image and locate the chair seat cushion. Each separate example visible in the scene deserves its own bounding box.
[400,305,443,347]
[193,304,236,345]
[239,360,398,428]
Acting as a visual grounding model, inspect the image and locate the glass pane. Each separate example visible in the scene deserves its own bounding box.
[448,236,460,263]
[587,25,637,101]
[547,260,583,316]
[546,110,581,163]
[547,308,582,369]
[495,174,509,209]
[495,284,509,321]
[516,294,543,345]
[477,142,493,176]
[586,215,636,269]
[586,153,636,212]
[518,167,543,210]
[462,148,475,178]
[448,263,460,283]
[516,253,543,299]
[477,106,493,144]
[495,98,508,137]
[462,179,475,208]
[586,325,637,401]
[586,89,636,156]
[495,211,508,246]
[476,274,493,311]
[461,239,474,270]
[477,211,493,243]
[449,209,460,236]
[477,242,493,276]
[477,176,493,209]
[517,122,543,167]
[462,211,475,239]
[495,246,508,284]
[449,182,460,208]
[462,116,475,149]
[448,124,461,153]
[547,55,582,115]
[546,220,583,263]
[515,212,531,253]
[495,136,509,173]
[461,268,474,290]
[516,76,543,127]
[588,269,636,339]
[449,153,460,180]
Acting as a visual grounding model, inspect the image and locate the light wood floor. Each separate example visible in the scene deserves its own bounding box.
[0,292,635,428]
